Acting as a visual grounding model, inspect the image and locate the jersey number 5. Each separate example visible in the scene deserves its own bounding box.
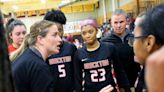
[58,64,66,78]
[90,68,106,82]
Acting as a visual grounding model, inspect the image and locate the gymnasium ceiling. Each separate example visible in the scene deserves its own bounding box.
[0,0,99,14]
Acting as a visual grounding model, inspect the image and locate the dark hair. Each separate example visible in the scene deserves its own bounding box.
[44,9,66,24]
[0,11,16,92]
[5,18,15,28]
[140,3,164,45]
[6,18,26,33]
[6,18,26,44]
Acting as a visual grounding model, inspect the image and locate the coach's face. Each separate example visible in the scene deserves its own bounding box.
[111,14,127,36]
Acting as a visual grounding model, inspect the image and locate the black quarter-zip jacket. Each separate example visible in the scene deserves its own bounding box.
[101,30,141,87]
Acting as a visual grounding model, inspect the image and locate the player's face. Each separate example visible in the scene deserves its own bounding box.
[81,25,97,45]
[133,26,149,65]
[9,25,26,47]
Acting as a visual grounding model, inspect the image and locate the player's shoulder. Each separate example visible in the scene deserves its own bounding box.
[100,42,115,48]
[63,41,76,48]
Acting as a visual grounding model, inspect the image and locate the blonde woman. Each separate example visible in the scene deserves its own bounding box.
[11,20,62,92]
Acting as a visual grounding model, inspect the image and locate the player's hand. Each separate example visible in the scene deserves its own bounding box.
[99,85,114,92]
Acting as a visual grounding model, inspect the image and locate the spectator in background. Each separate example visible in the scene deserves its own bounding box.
[0,10,16,92]
[44,9,77,92]
[96,27,103,41]
[101,22,111,37]
[5,18,26,54]
[67,33,74,43]
[101,9,141,91]
[11,20,62,92]
[126,13,135,32]
[73,39,82,49]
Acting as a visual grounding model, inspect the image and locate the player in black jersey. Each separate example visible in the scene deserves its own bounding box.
[74,19,130,92]
[44,10,77,92]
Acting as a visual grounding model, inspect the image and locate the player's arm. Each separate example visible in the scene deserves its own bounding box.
[73,51,83,92]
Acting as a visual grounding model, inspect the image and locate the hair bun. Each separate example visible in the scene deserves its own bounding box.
[6,18,15,27]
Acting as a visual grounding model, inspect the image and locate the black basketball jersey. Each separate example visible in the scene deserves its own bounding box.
[47,41,77,92]
[74,42,130,92]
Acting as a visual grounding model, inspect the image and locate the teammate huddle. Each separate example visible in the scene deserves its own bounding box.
[10,9,133,92]
[1,3,164,92]
[8,8,137,92]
